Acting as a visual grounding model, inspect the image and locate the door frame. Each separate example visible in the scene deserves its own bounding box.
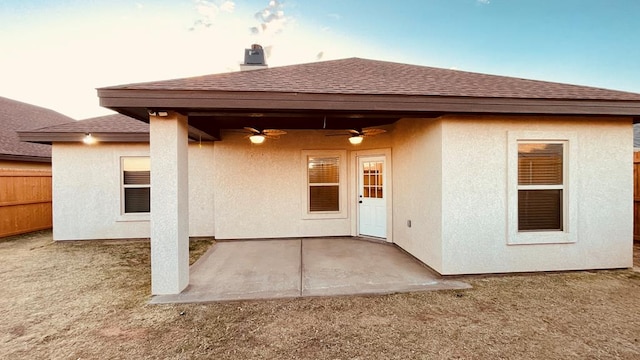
[349,148,393,242]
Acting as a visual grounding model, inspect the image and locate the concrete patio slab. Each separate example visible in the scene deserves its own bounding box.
[302,238,463,296]
[151,238,470,304]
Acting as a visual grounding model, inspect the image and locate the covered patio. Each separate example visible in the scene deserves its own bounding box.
[151,237,470,303]
[94,57,640,296]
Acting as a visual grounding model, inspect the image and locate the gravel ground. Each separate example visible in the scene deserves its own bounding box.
[1,231,639,359]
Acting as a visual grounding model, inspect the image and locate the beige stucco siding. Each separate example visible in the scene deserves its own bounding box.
[438,115,633,274]
[52,142,215,240]
[391,118,444,272]
[50,115,633,275]
[212,130,392,239]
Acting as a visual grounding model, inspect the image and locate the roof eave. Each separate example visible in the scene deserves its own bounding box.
[0,153,51,163]
[18,131,150,145]
[97,89,640,117]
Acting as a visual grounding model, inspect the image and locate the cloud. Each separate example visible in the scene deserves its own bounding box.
[327,13,341,20]
[477,0,490,4]
[191,0,235,30]
[249,0,288,37]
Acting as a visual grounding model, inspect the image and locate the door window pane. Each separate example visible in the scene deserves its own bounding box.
[362,161,383,199]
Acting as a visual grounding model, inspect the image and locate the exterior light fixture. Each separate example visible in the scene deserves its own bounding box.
[83,133,97,145]
[249,134,266,144]
[348,135,364,145]
[147,110,169,117]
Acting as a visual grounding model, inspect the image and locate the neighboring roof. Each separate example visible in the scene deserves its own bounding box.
[18,113,149,145]
[104,57,640,101]
[0,96,74,162]
[98,57,640,140]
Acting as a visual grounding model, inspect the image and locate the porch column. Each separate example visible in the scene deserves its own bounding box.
[150,111,189,295]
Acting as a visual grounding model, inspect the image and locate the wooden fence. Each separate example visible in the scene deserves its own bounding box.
[634,152,640,241]
[0,169,52,238]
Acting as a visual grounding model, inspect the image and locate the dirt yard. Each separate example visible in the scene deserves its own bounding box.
[1,231,639,359]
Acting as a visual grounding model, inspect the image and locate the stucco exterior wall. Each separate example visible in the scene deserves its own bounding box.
[438,115,633,274]
[212,129,392,239]
[50,116,633,275]
[52,142,215,240]
[391,118,444,272]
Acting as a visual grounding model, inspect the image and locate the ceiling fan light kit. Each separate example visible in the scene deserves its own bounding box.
[325,127,386,145]
[348,135,364,145]
[249,134,266,144]
[243,127,287,144]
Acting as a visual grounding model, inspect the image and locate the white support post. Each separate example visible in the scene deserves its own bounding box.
[150,111,189,295]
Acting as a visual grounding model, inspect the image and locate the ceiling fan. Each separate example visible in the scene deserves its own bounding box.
[243,127,287,144]
[327,128,387,144]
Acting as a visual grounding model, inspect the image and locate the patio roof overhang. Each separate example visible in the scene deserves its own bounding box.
[98,89,640,142]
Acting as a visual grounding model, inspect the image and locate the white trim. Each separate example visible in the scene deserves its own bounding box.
[507,131,578,245]
[350,148,393,243]
[300,150,348,220]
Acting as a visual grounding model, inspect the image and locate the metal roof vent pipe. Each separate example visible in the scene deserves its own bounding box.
[240,44,268,71]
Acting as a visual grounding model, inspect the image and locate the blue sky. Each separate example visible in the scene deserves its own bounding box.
[1,0,639,119]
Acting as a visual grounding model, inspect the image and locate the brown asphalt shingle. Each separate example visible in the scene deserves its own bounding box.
[27,113,148,134]
[0,96,74,160]
[102,58,640,101]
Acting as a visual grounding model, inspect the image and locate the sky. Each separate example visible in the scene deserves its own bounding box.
[1,0,639,120]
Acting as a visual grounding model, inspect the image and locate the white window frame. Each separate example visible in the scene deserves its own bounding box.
[301,150,348,219]
[507,131,578,245]
[119,156,151,221]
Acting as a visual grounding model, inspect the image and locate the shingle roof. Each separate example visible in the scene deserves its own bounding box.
[18,113,150,145]
[0,96,74,161]
[26,113,148,133]
[103,57,640,101]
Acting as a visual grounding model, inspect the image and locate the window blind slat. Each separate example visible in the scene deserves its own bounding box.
[518,189,562,231]
[124,188,150,213]
[308,157,339,183]
[518,144,563,185]
[123,171,150,185]
[309,186,339,211]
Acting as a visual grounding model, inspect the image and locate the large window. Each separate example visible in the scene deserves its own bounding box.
[507,132,577,245]
[308,156,340,212]
[518,143,564,231]
[122,157,150,214]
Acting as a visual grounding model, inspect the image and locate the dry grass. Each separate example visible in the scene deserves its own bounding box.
[1,231,639,360]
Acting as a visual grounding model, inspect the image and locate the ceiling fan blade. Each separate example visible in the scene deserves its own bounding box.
[325,133,348,137]
[243,127,260,134]
[362,128,387,136]
[347,129,362,135]
[263,129,287,136]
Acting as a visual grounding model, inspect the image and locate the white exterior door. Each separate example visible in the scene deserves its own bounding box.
[358,156,387,238]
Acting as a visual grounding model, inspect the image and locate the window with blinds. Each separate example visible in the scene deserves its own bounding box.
[122,157,150,214]
[308,156,339,212]
[517,143,563,231]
